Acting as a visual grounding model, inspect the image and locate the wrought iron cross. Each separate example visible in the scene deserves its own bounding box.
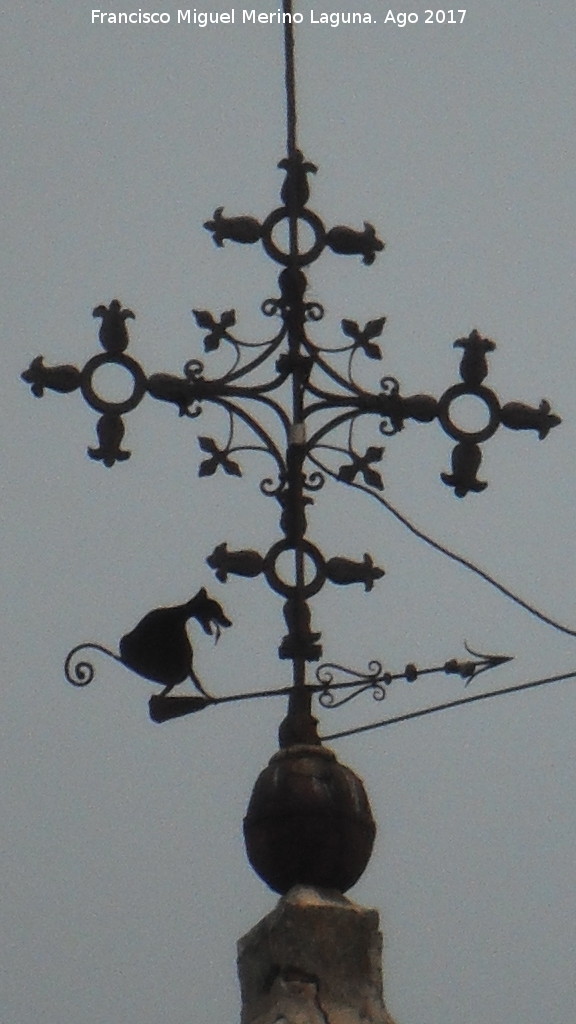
[22,0,559,744]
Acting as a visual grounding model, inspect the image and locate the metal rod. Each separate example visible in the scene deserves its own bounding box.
[282,0,308,704]
[283,0,297,157]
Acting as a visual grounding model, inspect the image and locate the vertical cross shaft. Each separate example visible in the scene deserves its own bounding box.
[280,0,319,739]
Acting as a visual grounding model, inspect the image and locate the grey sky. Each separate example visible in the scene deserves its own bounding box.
[3,1,576,1022]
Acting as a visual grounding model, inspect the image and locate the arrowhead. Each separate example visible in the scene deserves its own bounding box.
[463,644,513,682]
[487,653,514,668]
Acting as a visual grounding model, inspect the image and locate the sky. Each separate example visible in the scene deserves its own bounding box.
[2,1,576,1022]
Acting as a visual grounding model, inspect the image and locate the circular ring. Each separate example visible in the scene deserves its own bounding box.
[263,539,326,598]
[437,383,500,443]
[81,353,147,415]
[261,208,326,267]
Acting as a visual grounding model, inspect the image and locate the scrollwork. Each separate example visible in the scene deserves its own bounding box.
[65,643,123,687]
[315,659,383,687]
[379,417,400,437]
[183,404,203,420]
[262,298,281,318]
[260,475,284,497]
[315,684,375,708]
[379,375,400,397]
[303,470,325,492]
[319,681,387,708]
[316,659,388,708]
[184,359,205,380]
[261,283,322,324]
[305,302,324,322]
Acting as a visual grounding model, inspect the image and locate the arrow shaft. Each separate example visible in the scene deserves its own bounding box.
[204,656,498,708]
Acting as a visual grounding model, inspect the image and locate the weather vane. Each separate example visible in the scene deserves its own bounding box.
[22,0,560,895]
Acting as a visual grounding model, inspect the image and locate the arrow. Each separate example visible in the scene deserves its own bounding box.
[147,646,512,722]
[444,644,513,685]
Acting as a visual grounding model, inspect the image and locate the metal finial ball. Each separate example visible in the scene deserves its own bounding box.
[243,745,376,894]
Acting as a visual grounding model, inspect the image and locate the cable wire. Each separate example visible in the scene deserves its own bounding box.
[311,457,576,641]
[322,667,576,740]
